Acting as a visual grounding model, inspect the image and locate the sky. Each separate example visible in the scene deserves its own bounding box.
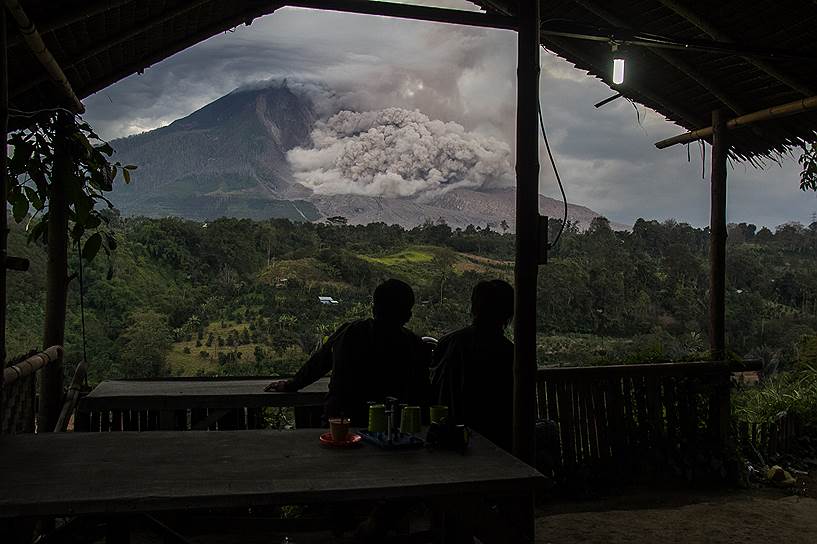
[82,1,817,229]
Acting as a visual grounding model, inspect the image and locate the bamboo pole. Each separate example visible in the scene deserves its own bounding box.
[655,95,817,149]
[39,112,71,433]
[3,346,63,386]
[513,0,540,469]
[4,0,84,113]
[1,3,8,430]
[709,110,728,361]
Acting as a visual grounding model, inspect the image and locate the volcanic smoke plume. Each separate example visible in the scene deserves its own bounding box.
[287,108,513,198]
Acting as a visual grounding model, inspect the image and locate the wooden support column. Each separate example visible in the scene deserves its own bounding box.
[1,3,9,419]
[39,112,71,432]
[709,110,728,360]
[513,0,540,470]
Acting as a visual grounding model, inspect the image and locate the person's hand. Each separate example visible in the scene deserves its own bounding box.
[264,379,291,392]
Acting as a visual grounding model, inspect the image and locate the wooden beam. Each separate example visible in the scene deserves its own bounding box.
[4,0,84,112]
[709,110,728,361]
[513,0,540,472]
[569,0,747,116]
[286,0,516,29]
[655,0,814,96]
[1,3,8,430]
[655,94,817,148]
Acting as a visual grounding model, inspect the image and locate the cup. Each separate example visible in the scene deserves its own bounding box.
[429,405,449,425]
[400,406,421,434]
[368,404,386,433]
[329,417,351,442]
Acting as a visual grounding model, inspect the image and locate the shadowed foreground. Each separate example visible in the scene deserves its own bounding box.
[536,489,817,544]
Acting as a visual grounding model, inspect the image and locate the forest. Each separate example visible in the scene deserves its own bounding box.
[8,214,817,387]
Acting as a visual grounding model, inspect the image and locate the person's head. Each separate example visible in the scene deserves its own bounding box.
[470,279,514,329]
[372,279,415,326]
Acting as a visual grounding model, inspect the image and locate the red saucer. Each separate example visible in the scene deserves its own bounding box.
[319,432,363,448]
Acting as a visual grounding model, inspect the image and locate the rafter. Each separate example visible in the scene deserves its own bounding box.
[655,0,814,96]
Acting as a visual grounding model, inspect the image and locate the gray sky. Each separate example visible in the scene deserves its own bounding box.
[83,2,817,229]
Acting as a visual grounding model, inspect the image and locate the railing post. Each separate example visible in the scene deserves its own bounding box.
[0,0,9,428]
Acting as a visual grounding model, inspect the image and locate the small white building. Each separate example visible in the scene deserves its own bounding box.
[318,296,339,305]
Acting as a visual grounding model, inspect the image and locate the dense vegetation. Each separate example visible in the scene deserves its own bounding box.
[7,215,817,396]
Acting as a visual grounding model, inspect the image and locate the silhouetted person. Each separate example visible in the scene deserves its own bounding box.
[430,279,514,452]
[267,279,430,426]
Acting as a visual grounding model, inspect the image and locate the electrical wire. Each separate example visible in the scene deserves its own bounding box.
[76,239,89,373]
[538,100,568,248]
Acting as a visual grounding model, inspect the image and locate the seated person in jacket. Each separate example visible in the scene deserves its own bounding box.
[430,279,514,452]
[266,279,430,426]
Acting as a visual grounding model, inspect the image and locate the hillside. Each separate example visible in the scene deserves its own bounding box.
[7,216,817,384]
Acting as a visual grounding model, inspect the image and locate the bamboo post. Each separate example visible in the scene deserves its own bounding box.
[39,112,71,432]
[1,3,8,430]
[513,0,540,467]
[709,110,728,360]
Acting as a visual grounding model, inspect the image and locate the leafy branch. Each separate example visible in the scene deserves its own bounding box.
[6,112,135,270]
[798,143,817,191]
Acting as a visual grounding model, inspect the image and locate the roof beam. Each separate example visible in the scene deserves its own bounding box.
[655,95,817,149]
[655,0,814,96]
[569,0,749,116]
[4,0,84,112]
[284,0,516,29]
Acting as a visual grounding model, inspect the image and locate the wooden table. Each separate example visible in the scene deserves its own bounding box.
[0,429,544,541]
[77,377,329,431]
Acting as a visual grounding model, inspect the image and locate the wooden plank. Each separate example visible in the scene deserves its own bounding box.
[536,378,547,421]
[537,360,761,380]
[556,380,575,469]
[645,375,661,452]
[572,381,586,463]
[0,430,545,519]
[606,378,625,462]
[664,377,679,459]
[81,377,330,412]
[592,380,610,460]
[546,380,558,424]
[584,381,599,462]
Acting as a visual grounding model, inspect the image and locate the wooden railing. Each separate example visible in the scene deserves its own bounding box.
[535,360,762,482]
[1,346,64,434]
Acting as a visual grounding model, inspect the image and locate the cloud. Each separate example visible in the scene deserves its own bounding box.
[81,1,815,228]
[288,107,513,198]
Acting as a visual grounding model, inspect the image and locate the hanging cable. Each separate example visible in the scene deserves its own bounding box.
[537,100,568,248]
[76,239,88,377]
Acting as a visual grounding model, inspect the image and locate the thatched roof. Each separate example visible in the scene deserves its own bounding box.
[7,0,817,160]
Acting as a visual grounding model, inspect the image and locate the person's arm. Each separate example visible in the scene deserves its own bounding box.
[265,324,349,392]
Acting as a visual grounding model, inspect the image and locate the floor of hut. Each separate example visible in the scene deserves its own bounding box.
[536,483,817,544]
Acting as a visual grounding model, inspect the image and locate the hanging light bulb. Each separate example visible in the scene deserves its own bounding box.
[611,43,625,85]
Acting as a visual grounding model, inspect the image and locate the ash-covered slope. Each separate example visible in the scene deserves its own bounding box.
[109,84,320,221]
[311,188,627,231]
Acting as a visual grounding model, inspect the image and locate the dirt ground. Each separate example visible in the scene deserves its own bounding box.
[536,483,817,544]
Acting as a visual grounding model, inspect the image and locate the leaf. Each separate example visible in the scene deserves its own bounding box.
[11,193,29,222]
[122,168,131,184]
[83,233,103,262]
[106,265,114,280]
[105,232,118,251]
[23,186,44,210]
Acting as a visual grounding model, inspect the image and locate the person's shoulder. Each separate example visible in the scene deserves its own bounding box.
[439,326,475,344]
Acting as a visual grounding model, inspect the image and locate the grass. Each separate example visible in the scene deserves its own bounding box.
[359,248,435,266]
[166,319,260,376]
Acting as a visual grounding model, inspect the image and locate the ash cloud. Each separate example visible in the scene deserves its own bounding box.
[287,107,513,198]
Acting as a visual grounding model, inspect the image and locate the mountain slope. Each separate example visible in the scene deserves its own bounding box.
[110,84,319,221]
